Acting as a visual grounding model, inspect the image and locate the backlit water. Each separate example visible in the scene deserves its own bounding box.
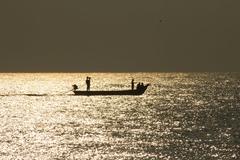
[0,73,239,159]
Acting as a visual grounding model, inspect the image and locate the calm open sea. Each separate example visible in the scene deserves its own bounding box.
[0,73,239,159]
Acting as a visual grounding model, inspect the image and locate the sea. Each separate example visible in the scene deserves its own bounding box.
[0,73,239,160]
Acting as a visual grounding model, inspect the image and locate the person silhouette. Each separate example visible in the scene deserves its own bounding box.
[86,77,91,91]
[131,79,134,90]
[136,82,140,90]
[140,83,144,90]
[72,84,78,91]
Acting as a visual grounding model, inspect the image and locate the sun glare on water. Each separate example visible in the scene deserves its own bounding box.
[0,73,239,159]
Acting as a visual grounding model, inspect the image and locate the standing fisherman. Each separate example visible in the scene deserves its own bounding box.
[86,77,91,91]
[131,79,134,90]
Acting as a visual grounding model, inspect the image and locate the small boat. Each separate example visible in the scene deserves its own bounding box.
[72,84,150,96]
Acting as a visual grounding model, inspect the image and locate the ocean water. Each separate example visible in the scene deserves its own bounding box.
[0,73,239,160]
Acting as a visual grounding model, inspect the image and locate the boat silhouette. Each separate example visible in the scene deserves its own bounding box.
[73,84,150,96]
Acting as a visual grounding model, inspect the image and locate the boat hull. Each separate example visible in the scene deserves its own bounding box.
[73,84,149,96]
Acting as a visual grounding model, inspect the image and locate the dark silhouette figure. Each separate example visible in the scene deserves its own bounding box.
[86,77,91,91]
[136,82,141,90]
[72,84,78,91]
[136,82,145,90]
[140,83,144,90]
[131,79,134,90]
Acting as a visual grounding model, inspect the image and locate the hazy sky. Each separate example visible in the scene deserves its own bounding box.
[0,0,239,72]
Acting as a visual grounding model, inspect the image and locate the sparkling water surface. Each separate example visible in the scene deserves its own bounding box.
[0,73,239,159]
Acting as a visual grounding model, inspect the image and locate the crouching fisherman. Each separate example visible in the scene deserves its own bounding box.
[136,82,145,90]
[72,84,78,91]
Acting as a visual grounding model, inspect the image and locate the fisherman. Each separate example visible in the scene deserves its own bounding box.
[72,84,78,91]
[131,79,134,90]
[140,83,144,90]
[136,82,141,90]
[86,77,91,91]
